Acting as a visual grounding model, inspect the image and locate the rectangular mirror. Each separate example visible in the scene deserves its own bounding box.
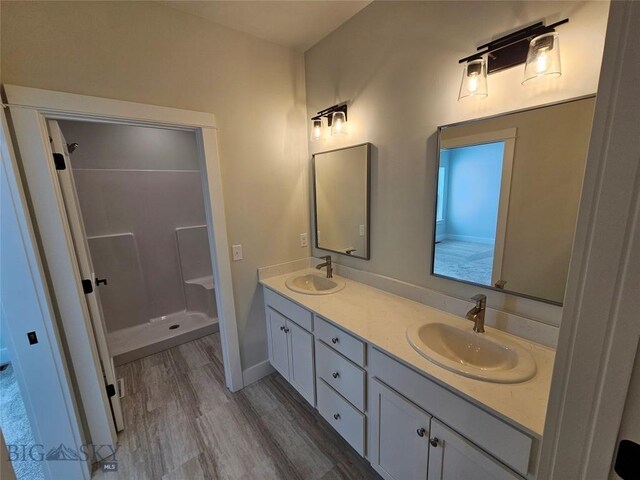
[313,143,371,259]
[432,96,595,305]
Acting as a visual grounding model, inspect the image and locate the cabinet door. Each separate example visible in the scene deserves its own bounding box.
[369,379,430,480]
[267,308,289,378]
[287,319,315,406]
[428,419,521,480]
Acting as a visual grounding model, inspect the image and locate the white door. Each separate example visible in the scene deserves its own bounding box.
[267,308,290,378]
[47,120,124,432]
[428,419,520,480]
[287,320,315,405]
[369,378,430,480]
[2,111,90,479]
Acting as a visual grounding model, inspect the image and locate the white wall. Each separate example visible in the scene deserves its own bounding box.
[306,1,609,326]
[1,1,310,369]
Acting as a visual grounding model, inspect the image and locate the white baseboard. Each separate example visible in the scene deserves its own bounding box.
[0,347,10,366]
[242,359,275,386]
[444,234,495,245]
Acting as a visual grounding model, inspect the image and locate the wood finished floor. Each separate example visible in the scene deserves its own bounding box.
[93,333,380,480]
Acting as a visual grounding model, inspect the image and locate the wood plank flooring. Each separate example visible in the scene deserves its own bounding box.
[93,333,380,479]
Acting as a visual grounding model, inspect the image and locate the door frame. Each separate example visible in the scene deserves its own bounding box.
[3,84,244,438]
[537,2,640,478]
[2,109,89,479]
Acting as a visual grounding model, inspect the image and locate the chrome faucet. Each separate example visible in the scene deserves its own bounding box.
[465,294,486,333]
[316,255,333,279]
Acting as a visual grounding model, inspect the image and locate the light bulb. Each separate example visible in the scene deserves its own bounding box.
[330,111,348,136]
[535,49,550,74]
[523,33,561,85]
[468,73,479,93]
[310,119,324,141]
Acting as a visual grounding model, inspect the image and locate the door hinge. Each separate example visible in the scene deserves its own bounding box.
[81,279,93,294]
[53,153,66,170]
[106,383,117,398]
[615,440,640,479]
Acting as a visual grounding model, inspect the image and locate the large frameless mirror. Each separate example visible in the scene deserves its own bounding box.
[432,96,595,305]
[313,143,371,259]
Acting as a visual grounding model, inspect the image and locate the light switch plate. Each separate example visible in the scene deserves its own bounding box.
[232,244,243,261]
[300,233,308,247]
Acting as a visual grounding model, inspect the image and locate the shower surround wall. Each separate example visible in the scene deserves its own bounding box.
[59,121,209,332]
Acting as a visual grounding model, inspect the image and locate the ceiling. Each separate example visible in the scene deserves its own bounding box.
[160,1,372,51]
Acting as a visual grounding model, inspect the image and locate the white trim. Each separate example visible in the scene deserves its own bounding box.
[442,234,495,245]
[0,347,10,365]
[4,85,216,129]
[4,85,244,434]
[242,359,276,386]
[440,128,517,150]
[538,2,640,478]
[1,110,89,479]
[492,136,516,287]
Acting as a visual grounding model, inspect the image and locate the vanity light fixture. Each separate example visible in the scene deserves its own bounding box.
[522,32,562,84]
[310,103,348,140]
[457,18,568,100]
[310,118,325,141]
[458,58,488,100]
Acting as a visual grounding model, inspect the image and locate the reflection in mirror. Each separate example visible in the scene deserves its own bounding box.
[313,143,371,259]
[432,97,595,305]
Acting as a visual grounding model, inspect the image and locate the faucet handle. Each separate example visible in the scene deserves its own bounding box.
[470,294,486,307]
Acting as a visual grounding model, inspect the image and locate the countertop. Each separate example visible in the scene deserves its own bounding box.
[260,268,555,438]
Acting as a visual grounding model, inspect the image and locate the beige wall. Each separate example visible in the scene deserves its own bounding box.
[306,1,609,325]
[1,1,310,368]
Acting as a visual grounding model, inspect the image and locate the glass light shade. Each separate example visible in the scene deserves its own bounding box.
[310,118,324,141]
[330,111,348,136]
[522,32,561,84]
[458,59,488,100]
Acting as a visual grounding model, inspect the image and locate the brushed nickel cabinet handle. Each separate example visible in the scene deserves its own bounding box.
[416,428,426,437]
[332,372,340,379]
[333,413,340,420]
[331,337,339,344]
[430,437,440,447]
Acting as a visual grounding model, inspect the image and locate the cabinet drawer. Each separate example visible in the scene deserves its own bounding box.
[370,348,533,476]
[315,316,365,367]
[264,288,312,331]
[317,379,366,456]
[316,341,366,412]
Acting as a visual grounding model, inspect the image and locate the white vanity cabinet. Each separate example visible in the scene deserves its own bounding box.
[369,379,431,480]
[369,378,521,480]
[264,289,315,406]
[262,285,535,480]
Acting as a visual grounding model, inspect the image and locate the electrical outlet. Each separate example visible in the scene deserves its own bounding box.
[359,224,365,236]
[232,244,243,261]
[300,233,308,247]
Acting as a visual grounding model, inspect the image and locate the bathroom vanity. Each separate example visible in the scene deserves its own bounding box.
[260,269,554,480]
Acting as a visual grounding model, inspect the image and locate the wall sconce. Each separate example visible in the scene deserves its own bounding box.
[310,103,348,140]
[457,18,568,100]
[458,58,488,100]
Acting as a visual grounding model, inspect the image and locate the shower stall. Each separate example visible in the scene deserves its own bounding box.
[58,120,218,365]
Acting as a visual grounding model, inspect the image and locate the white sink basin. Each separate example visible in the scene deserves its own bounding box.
[285,273,346,295]
[406,322,536,383]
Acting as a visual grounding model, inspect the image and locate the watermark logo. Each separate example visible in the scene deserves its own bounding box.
[7,443,119,472]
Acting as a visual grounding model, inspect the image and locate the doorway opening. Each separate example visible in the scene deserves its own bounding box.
[433,141,506,287]
[53,120,219,367]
